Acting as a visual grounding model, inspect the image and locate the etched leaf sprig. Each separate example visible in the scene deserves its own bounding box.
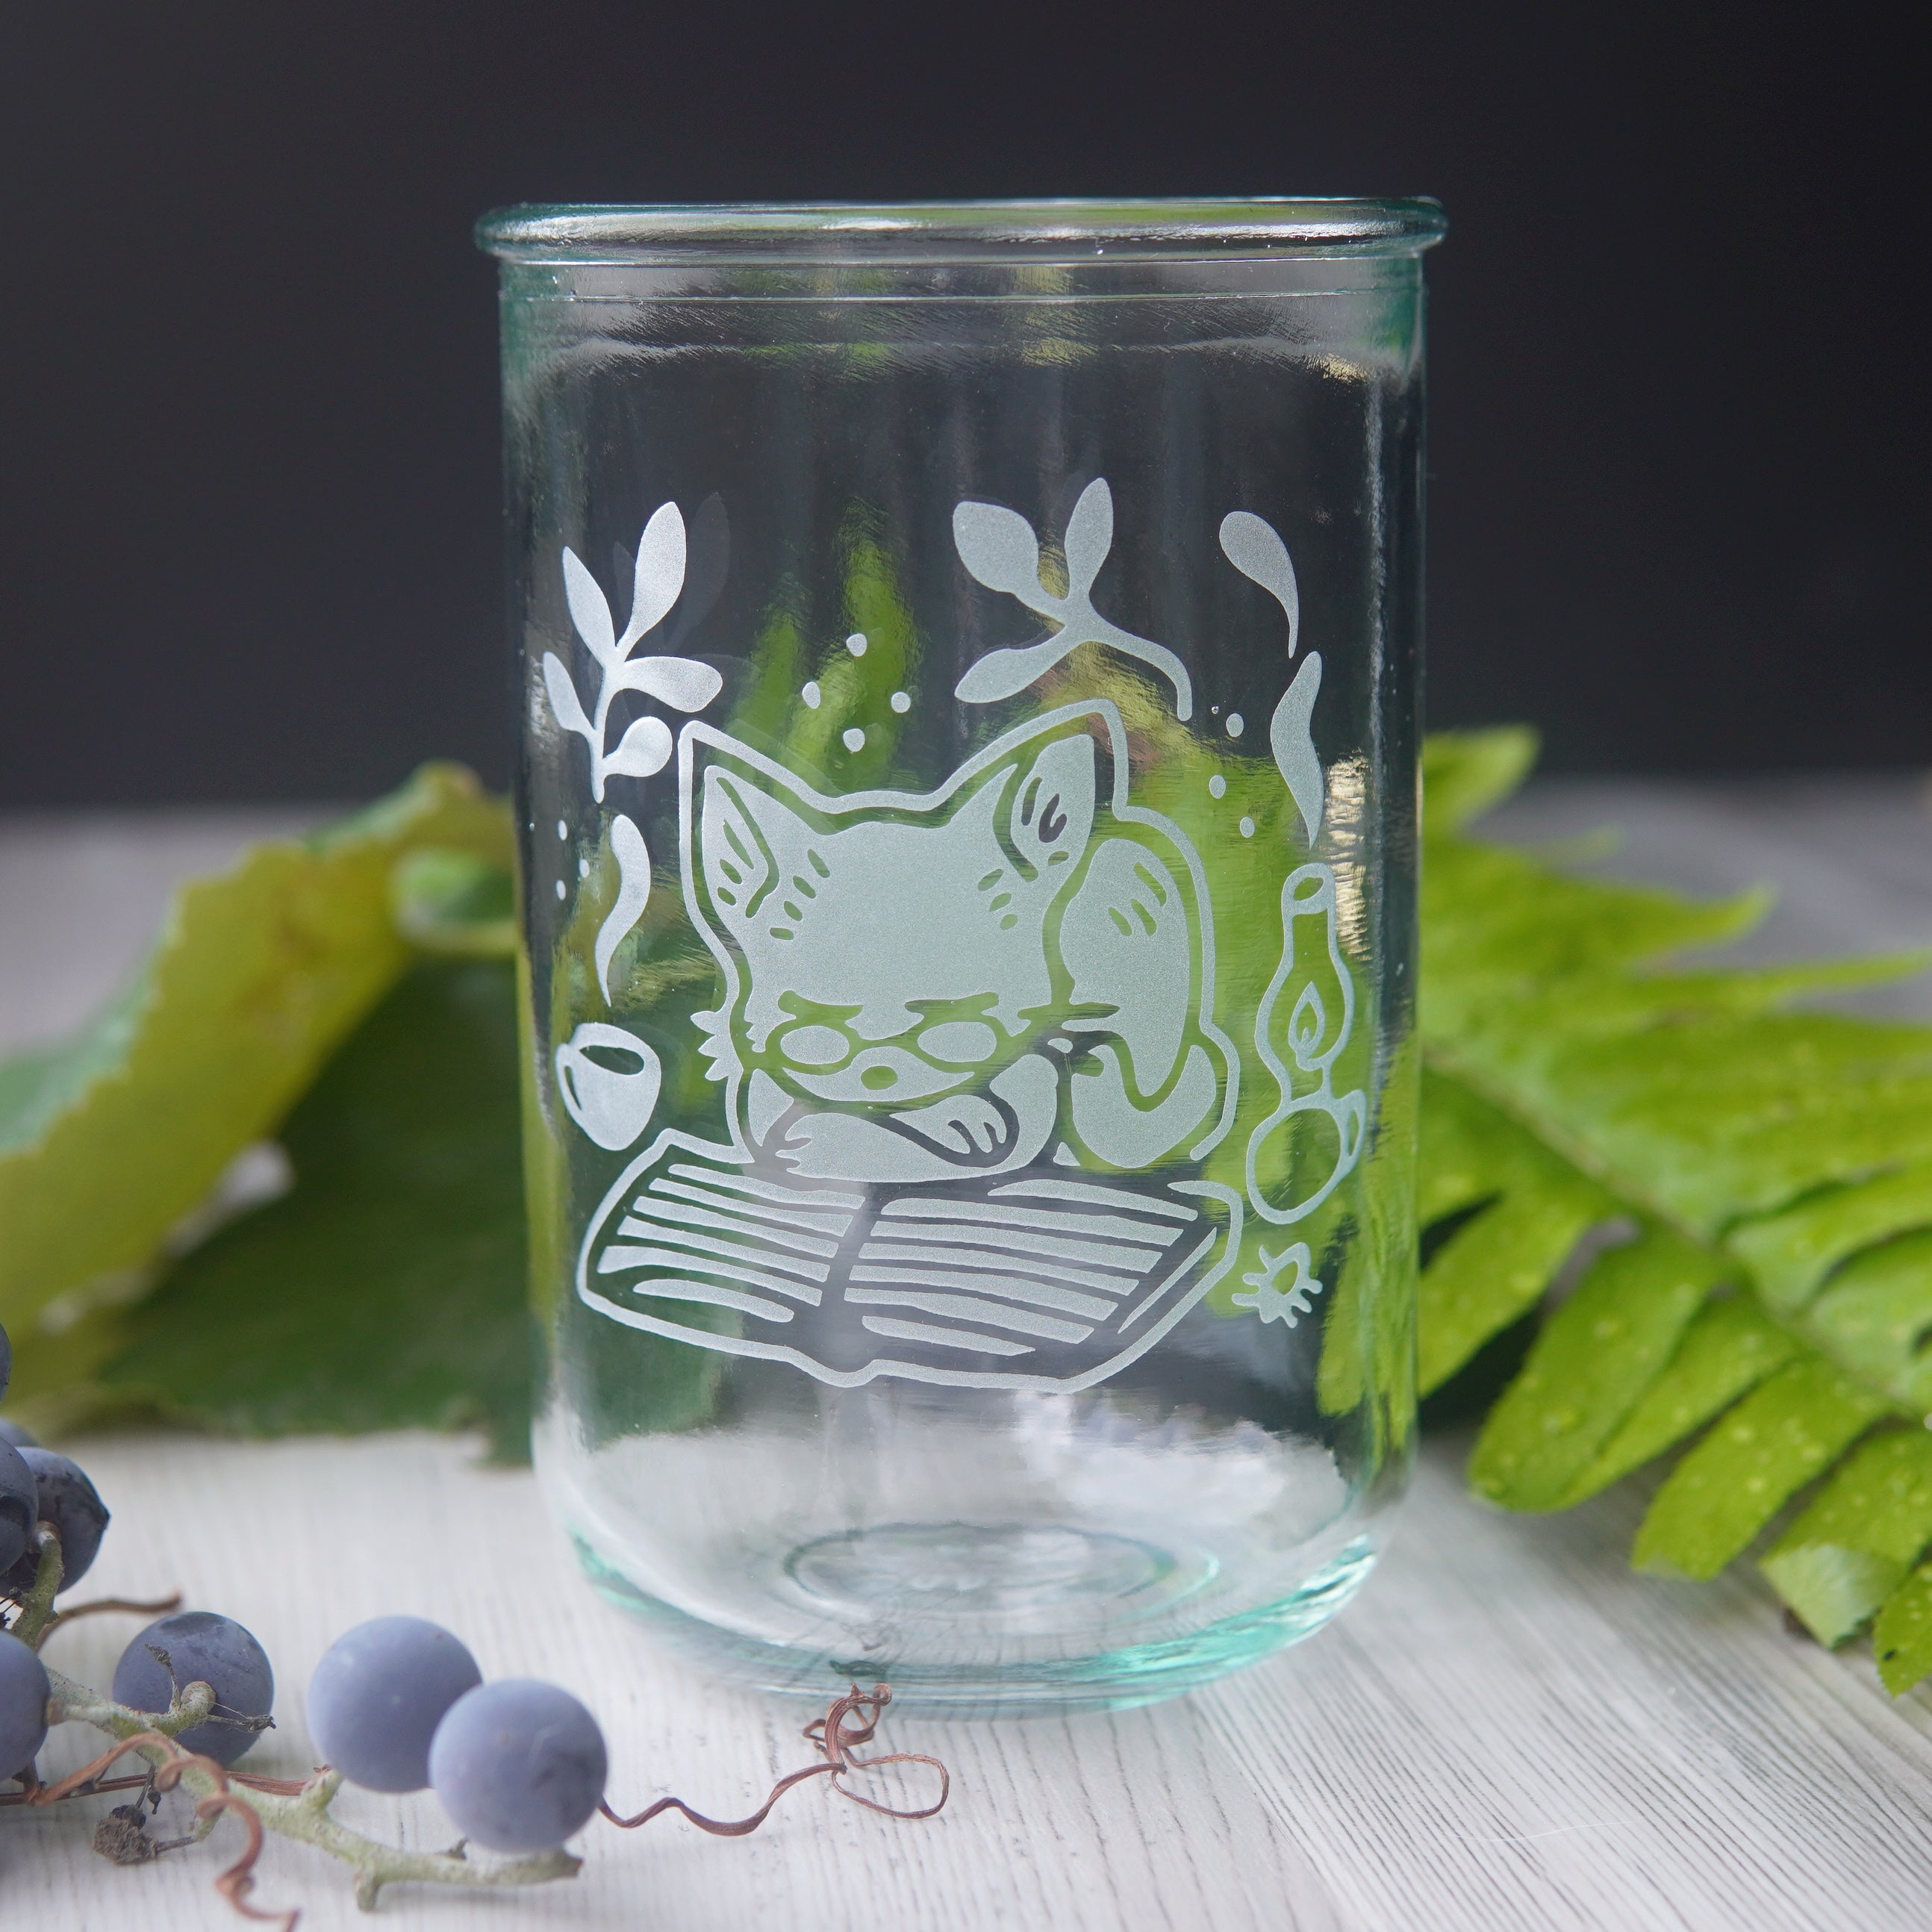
[542,503,724,802]
[952,479,1194,718]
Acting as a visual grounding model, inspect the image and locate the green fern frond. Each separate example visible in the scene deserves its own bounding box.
[1421,729,1932,1688]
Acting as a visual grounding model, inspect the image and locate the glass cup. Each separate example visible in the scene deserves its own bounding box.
[479,199,1443,1713]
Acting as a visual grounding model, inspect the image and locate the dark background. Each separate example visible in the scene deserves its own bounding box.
[1,2,1922,805]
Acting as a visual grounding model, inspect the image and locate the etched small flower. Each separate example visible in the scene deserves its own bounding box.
[1233,1242,1324,1326]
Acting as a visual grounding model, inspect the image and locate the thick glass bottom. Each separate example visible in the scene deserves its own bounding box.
[570,1521,1376,1716]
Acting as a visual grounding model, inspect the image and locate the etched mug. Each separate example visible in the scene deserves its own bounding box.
[481,199,1443,1711]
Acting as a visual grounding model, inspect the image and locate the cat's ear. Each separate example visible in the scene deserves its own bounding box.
[697,766,822,923]
[1007,733,1096,879]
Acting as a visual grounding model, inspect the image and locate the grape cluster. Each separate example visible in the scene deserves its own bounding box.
[1,1323,52,1781]
[3,1303,608,1853]
[5,1314,940,1902]
[0,1324,110,1598]
[1,1323,279,1780]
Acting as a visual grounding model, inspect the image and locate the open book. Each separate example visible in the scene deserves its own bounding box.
[578,1133,1237,1393]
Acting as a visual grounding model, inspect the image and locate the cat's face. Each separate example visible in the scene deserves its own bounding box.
[694,732,1096,1114]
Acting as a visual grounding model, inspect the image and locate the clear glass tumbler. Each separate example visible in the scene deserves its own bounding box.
[479,199,1442,1713]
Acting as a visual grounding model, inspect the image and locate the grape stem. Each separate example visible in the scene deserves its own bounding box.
[6,1523,65,1644]
[38,1671,582,1913]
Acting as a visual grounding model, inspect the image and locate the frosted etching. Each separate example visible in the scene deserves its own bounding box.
[952,482,1193,717]
[540,502,723,801]
[558,490,1371,1387]
[576,702,1247,1390]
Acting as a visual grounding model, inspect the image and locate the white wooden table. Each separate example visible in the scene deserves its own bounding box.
[5,779,1932,1931]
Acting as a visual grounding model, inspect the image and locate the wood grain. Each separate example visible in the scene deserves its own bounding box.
[4,778,1931,1929]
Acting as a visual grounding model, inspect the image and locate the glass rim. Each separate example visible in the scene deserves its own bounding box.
[476,197,1447,264]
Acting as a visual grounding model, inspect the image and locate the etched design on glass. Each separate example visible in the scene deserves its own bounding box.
[1233,1241,1323,1327]
[1220,506,1362,1225]
[556,1022,663,1152]
[1219,511,1300,655]
[1244,864,1367,1226]
[575,701,1249,1390]
[540,502,725,801]
[952,481,1194,717]
[594,814,652,1003]
[1224,508,1324,847]
[1269,657,1325,847]
[581,1138,1244,1392]
[685,705,1235,1184]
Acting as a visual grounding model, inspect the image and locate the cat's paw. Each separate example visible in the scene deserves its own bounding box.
[769,1056,1059,1183]
[889,1092,1011,1159]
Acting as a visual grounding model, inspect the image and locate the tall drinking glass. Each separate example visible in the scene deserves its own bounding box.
[479,199,1442,1712]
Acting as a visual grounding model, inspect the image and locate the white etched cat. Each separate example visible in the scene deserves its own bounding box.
[685,714,1227,1185]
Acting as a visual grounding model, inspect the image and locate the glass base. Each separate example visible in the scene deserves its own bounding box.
[572,1523,1376,1716]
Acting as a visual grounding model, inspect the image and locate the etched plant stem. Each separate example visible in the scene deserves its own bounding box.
[543,502,723,803]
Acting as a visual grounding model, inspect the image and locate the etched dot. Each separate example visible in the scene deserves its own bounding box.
[578,857,590,879]
[1209,774,1227,800]
[847,632,867,656]
[554,879,567,900]
[555,819,568,840]
[843,727,866,752]
[1240,817,1256,838]
[890,691,911,713]
[1227,712,1245,738]
[802,680,821,710]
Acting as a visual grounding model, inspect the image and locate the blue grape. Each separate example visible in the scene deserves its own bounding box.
[0,1630,50,1780]
[0,1421,38,1450]
[113,1611,275,1766]
[428,1679,607,1853]
[0,1450,107,1598]
[0,1442,36,1581]
[306,1615,482,1792]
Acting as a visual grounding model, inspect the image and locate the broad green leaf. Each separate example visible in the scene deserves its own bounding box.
[1761,1430,1932,1643]
[0,765,509,1333]
[1421,728,1539,833]
[93,961,532,1458]
[1559,1295,1801,1504]
[390,847,518,957]
[1469,1225,1724,1510]
[1633,1360,1888,1580]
